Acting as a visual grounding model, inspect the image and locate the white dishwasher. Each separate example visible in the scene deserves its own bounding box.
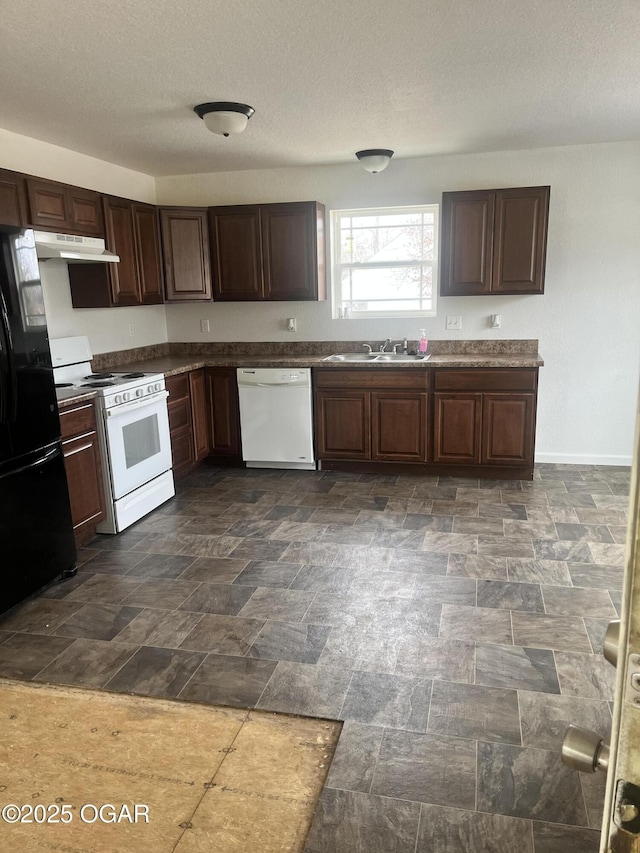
[236,368,316,470]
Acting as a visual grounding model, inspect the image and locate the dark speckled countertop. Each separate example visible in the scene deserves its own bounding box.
[56,388,98,409]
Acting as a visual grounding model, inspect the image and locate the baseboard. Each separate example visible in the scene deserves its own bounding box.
[535,452,633,466]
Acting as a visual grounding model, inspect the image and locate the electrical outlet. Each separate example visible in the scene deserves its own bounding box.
[200,318,210,333]
[446,315,462,331]
[491,313,502,329]
[287,317,297,332]
[128,324,134,338]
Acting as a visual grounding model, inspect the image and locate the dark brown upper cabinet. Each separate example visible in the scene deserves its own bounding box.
[68,197,163,308]
[0,169,28,228]
[26,177,104,236]
[160,207,212,302]
[440,186,549,296]
[210,201,326,302]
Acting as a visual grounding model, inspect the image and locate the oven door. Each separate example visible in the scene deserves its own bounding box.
[103,390,172,500]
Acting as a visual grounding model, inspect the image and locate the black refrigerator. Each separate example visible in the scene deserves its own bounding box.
[0,227,76,614]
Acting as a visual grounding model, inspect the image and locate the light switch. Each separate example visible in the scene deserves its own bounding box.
[200,319,210,333]
[446,316,462,331]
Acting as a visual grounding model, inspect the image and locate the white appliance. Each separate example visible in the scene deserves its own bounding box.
[236,368,315,470]
[34,231,120,263]
[51,336,174,533]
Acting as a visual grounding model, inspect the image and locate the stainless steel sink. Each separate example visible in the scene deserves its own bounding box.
[322,353,430,363]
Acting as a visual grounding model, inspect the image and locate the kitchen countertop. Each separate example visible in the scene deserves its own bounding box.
[56,388,98,409]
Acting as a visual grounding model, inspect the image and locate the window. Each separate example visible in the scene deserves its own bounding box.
[331,204,439,319]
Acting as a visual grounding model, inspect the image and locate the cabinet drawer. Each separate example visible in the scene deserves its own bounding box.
[314,368,430,391]
[434,369,537,392]
[59,403,97,439]
[165,373,190,401]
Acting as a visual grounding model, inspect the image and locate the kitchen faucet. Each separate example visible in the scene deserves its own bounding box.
[361,343,373,353]
[379,338,392,352]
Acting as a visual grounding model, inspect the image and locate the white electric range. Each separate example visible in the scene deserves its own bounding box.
[51,336,175,534]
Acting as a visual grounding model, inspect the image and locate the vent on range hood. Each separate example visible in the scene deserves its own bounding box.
[34,231,120,263]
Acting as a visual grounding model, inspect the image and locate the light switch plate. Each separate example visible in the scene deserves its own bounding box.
[446,315,462,331]
[200,319,210,333]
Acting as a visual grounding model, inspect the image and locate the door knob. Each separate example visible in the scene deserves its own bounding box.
[603,619,620,667]
[562,725,610,774]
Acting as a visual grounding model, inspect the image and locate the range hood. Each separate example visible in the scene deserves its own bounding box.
[34,231,120,263]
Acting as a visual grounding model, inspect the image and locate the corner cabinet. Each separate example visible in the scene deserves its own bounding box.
[160,207,212,302]
[68,197,163,308]
[209,201,326,302]
[440,186,550,296]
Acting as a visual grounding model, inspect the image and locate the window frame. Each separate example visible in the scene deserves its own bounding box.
[331,204,439,320]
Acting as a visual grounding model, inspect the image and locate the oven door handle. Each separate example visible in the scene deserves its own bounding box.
[105,390,169,418]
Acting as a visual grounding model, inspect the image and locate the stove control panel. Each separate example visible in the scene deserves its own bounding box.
[101,376,165,409]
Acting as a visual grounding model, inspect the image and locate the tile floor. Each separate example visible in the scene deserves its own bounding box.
[0,463,630,852]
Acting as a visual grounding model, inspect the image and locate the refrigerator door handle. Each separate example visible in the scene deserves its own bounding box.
[0,445,60,480]
[0,299,17,423]
[0,298,10,426]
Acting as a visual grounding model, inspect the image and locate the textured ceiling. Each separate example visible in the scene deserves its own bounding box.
[1,0,639,176]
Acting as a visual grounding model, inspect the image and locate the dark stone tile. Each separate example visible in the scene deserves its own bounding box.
[567,562,624,590]
[477,536,535,559]
[608,524,629,544]
[40,572,96,599]
[503,520,558,540]
[179,613,263,655]
[422,531,478,555]
[264,505,315,522]
[511,612,591,653]
[179,583,256,615]
[429,681,521,744]
[82,550,147,574]
[541,585,617,618]
[343,495,389,512]
[372,529,427,550]
[395,637,475,682]
[177,556,248,583]
[402,514,453,532]
[554,651,617,700]
[341,671,431,731]
[308,508,361,525]
[225,519,282,539]
[52,604,141,641]
[233,560,302,588]
[609,588,622,616]
[121,578,200,609]
[247,621,330,663]
[431,499,478,516]
[533,540,594,562]
[447,554,508,580]
[89,530,149,552]
[113,609,203,648]
[478,502,528,520]
[0,598,84,634]
[319,622,407,674]
[477,741,588,826]
[417,805,534,853]
[289,563,358,593]
[555,523,613,543]
[238,588,314,622]
[440,604,513,644]
[66,574,144,605]
[371,729,476,808]
[320,524,376,546]
[105,644,205,698]
[325,721,384,793]
[412,485,458,501]
[477,579,544,612]
[179,653,276,707]
[584,617,611,655]
[507,558,572,586]
[75,547,100,566]
[412,576,476,606]
[282,541,341,566]
[388,550,449,576]
[177,533,244,558]
[257,661,352,717]
[34,639,137,688]
[519,692,612,751]
[0,633,74,678]
[581,769,608,829]
[532,822,600,853]
[125,554,197,579]
[304,789,421,853]
[547,493,596,508]
[475,644,560,694]
[349,570,416,599]
[453,517,506,536]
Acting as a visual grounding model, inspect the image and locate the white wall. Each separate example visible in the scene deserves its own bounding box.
[0,127,168,353]
[157,142,640,465]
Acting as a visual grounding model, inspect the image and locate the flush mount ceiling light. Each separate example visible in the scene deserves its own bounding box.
[355,149,394,173]
[194,102,255,137]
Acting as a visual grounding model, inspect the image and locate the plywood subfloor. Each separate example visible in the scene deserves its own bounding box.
[0,679,340,853]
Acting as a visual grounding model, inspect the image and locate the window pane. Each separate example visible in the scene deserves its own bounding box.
[345,267,420,301]
[340,222,432,263]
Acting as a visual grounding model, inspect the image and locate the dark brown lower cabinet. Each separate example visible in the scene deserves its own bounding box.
[59,401,106,546]
[433,393,482,464]
[482,393,535,465]
[204,368,241,458]
[315,391,370,459]
[166,373,195,476]
[372,392,428,462]
[189,369,211,461]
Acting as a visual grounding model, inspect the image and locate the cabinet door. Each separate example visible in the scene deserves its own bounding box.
[103,197,140,306]
[440,191,494,296]
[0,169,27,228]
[133,204,164,304]
[315,391,370,459]
[27,178,70,230]
[482,393,535,465]
[160,208,212,301]
[491,186,550,294]
[189,369,211,460]
[67,186,104,236]
[433,393,482,464]
[261,202,325,300]
[62,431,106,538]
[372,392,428,462]
[205,368,241,457]
[210,206,263,300]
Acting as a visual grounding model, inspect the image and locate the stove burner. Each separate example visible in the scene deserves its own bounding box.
[84,373,114,380]
[55,383,73,388]
[81,381,116,388]
[120,372,145,379]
